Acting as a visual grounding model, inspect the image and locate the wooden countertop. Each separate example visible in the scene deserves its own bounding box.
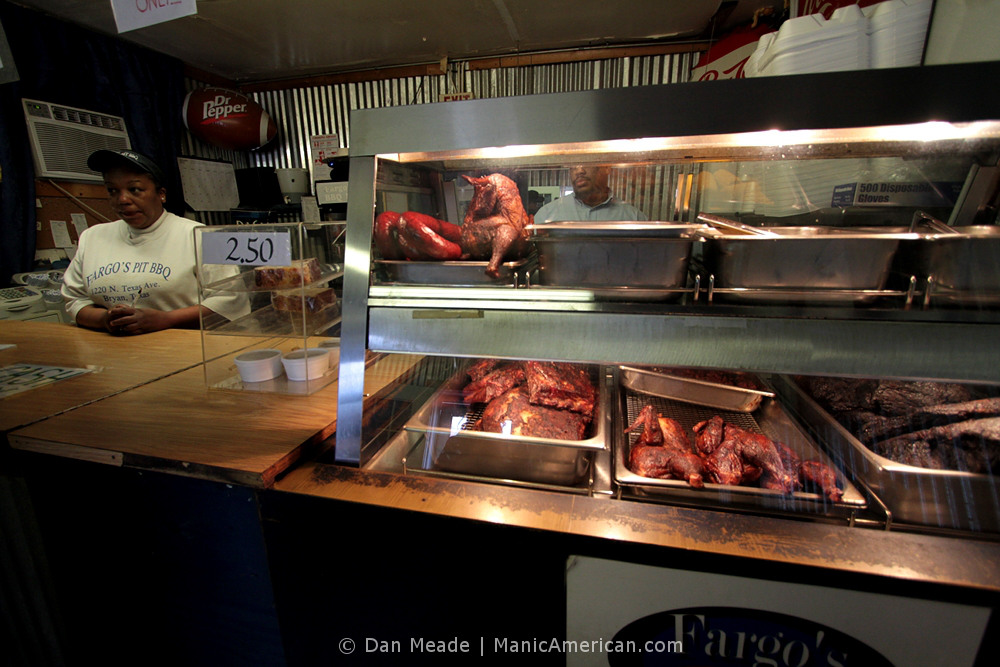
[7,350,423,488]
[275,460,1000,594]
[0,320,262,432]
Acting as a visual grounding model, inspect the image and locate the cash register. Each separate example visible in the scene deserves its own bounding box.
[0,285,55,321]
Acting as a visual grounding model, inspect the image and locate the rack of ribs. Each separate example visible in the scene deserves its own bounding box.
[524,361,596,417]
[479,386,589,440]
[463,359,598,441]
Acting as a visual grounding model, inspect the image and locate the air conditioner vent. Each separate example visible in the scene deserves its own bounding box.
[22,98,131,182]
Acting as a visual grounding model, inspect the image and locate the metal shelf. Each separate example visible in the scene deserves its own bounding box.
[366,306,1000,382]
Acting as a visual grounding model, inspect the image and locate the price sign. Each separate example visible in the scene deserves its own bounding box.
[201,231,292,266]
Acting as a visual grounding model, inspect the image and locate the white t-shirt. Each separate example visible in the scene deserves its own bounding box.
[62,211,249,322]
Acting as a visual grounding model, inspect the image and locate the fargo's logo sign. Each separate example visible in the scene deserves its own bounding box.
[609,607,893,666]
[199,93,249,124]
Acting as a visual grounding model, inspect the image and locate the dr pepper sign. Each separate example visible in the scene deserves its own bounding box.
[182,87,278,152]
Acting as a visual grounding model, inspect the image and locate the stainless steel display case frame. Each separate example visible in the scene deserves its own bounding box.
[336,63,1000,466]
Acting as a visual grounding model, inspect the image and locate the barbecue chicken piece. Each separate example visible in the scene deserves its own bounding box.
[693,415,725,456]
[625,406,706,487]
[476,386,588,440]
[524,361,596,417]
[761,442,844,501]
[659,416,693,452]
[799,460,844,502]
[628,445,706,488]
[720,425,794,491]
[460,173,531,278]
[624,404,663,447]
[693,417,795,491]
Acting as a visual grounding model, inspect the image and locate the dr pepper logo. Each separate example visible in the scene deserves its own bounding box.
[609,607,893,666]
[198,93,248,124]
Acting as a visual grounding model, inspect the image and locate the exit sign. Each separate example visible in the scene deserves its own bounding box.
[440,92,474,102]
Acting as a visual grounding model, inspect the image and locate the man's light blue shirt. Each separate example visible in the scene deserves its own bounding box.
[534,194,647,223]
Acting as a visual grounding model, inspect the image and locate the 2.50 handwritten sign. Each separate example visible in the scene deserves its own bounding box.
[201,231,293,267]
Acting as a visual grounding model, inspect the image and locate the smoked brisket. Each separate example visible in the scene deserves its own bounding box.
[799,376,1000,473]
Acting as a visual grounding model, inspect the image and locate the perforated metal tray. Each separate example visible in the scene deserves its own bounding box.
[614,382,866,517]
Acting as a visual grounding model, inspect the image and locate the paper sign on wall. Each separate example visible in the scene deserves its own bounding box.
[111,0,198,34]
[49,220,73,248]
[71,213,89,239]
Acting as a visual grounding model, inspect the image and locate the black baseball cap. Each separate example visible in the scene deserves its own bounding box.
[88,149,166,186]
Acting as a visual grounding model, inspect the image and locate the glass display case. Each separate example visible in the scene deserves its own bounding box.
[196,221,345,395]
[335,63,1000,537]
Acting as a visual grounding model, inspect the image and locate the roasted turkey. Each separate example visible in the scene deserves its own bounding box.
[460,173,531,278]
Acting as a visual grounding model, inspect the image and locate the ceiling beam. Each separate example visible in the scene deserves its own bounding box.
[467,42,708,70]
[227,42,709,94]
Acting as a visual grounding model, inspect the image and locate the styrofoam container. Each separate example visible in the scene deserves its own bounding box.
[234,349,284,382]
[865,0,932,68]
[281,348,330,382]
[746,4,870,77]
[41,289,63,310]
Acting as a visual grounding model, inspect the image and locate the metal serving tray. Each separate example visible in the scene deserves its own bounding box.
[614,376,866,518]
[772,375,1000,533]
[700,226,918,304]
[896,226,1000,305]
[403,366,608,487]
[375,256,535,286]
[620,366,775,413]
[529,222,704,298]
[528,222,705,238]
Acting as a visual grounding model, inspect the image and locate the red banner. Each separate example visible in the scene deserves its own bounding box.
[691,23,776,81]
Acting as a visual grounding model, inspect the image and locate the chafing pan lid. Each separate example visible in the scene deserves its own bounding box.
[701,225,921,240]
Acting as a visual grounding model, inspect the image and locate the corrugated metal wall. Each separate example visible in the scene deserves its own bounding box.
[182,51,698,222]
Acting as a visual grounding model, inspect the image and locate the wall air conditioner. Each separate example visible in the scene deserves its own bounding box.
[22,98,131,182]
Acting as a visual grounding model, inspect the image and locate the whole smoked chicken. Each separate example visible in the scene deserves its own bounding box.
[460,173,531,277]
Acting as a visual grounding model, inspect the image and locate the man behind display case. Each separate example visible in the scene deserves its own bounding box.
[534,164,646,223]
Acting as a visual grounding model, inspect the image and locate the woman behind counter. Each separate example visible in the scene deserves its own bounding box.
[61,149,248,335]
